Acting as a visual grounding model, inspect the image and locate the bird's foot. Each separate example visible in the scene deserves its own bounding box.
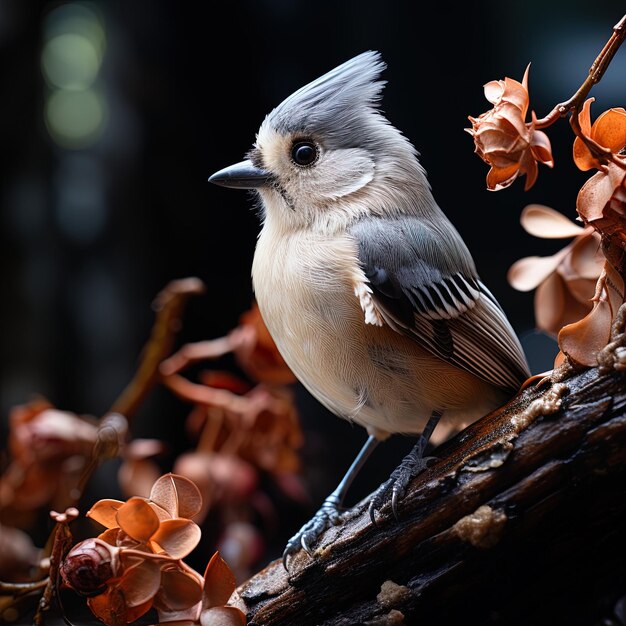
[368,442,437,523]
[282,496,343,570]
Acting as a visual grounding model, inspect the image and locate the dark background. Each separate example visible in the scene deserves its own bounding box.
[1,0,625,583]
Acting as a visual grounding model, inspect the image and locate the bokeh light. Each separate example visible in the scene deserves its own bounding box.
[41,1,106,149]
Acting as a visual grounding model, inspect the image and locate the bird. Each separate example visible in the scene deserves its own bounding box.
[208,51,531,568]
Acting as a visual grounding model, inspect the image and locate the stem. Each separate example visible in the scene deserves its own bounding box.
[534,14,626,128]
[0,579,49,595]
[110,277,206,418]
[33,511,77,625]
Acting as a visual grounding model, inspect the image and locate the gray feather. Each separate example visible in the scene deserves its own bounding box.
[267,51,388,150]
[350,215,530,392]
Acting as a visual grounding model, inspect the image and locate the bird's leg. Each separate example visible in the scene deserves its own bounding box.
[368,409,442,523]
[283,434,379,569]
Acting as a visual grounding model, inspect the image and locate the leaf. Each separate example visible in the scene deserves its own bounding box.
[87,499,125,529]
[150,473,203,519]
[151,518,202,559]
[200,606,247,626]
[158,567,204,610]
[519,204,586,239]
[116,497,160,542]
[202,552,236,610]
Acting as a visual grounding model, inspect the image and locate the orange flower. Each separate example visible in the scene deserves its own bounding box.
[573,98,626,172]
[467,65,553,191]
[61,475,246,625]
[62,474,205,624]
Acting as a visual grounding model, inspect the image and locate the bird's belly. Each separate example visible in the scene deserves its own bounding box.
[257,281,501,438]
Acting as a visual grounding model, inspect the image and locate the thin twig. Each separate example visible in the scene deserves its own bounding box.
[33,509,78,626]
[110,277,206,418]
[534,13,626,128]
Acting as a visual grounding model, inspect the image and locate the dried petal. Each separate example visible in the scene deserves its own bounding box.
[87,499,125,529]
[566,232,604,280]
[150,473,203,520]
[118,458,162,500]
[591,107,626,151]
[97,528,121,546]
[202,551,236,610]
[158,566,204,610]
[534,272,566,335]
[519,204,586,239]
[116,497,160,542]
[152,518,202,559]
[573,98,596,171]
[232,302,297,385]
[564,277,598,305]
[0,524,40,581]
[558,295,613,366]
[557,263,624,365]
[574,100,626,171]
[507,253,567,292]
[88,586,154,626]
[200,606,247,626]
[530,128,554,167]
[118,558,162,607]
[577,162,626,223]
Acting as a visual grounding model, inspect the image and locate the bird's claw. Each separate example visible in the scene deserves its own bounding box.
[368,454,438,524]
[282,503,343,571]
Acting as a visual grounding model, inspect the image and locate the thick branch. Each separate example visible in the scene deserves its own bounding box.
[232,360,626,625]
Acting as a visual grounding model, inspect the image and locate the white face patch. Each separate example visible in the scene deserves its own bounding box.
[256,119,375,212]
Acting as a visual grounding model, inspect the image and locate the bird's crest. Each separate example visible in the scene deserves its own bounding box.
[266,51,387,146]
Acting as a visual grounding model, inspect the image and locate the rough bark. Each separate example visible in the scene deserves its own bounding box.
[229,335,626,626]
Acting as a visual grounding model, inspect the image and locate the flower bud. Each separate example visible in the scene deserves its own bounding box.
[60,538,119,596]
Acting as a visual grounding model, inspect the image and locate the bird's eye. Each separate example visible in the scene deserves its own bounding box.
[291,141,318,166]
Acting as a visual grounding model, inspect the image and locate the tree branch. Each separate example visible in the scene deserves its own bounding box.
[231,356,626,625]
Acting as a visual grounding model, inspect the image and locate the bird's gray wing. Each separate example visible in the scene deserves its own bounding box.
[349,216,530,393]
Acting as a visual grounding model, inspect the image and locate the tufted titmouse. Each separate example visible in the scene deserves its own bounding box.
[209,51,530,566]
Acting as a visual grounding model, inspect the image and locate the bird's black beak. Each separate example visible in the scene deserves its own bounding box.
[208,159,272,189]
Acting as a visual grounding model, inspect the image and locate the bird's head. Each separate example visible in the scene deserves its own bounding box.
[209,51,433,232]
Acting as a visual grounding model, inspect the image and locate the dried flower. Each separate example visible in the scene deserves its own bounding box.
[574,110,626,246]
[61,474,207,624]
[159,302,305,518]
[573,98,626,172]
[0,400,98,516]
[467,65,553,190]
[0,524,41,582]
[508,204,625,367]
[231,301,297,386]
[508,204,604,338]
[60,537,119,596]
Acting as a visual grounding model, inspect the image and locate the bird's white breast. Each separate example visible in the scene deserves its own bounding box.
[251,221,502,441]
